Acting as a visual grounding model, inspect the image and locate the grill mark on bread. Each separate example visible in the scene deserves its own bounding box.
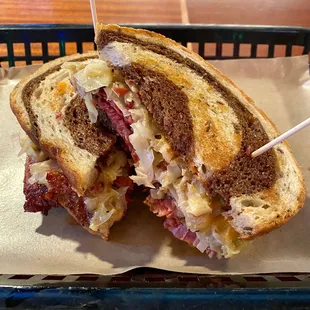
[97,30,277,200]
[117,64,194,159]
[63,95,116,157]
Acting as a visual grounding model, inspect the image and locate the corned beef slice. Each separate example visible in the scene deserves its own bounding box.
[23,157,59,215]
[145,196,217,258]
[96,90,138,161]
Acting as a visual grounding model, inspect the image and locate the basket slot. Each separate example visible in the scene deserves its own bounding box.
[82,42,95,53]
[43,275,66,281]
[242,44,252,57]
[64,42,76,55]
[47,42,61,57]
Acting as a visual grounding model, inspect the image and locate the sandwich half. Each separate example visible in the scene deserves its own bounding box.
[10,52,133,240]
[68,24,305,258]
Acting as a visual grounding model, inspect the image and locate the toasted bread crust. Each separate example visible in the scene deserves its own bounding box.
[242,185,305,240]
[10,81,37,145]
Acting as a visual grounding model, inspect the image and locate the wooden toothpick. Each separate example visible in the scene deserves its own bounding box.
[252,117,310,158]
[89,0,98,34]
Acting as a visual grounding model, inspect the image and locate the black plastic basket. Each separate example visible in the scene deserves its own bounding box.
[0,24,309,67]
[1,24,310,309]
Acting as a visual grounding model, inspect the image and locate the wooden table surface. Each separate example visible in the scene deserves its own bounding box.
[1,0,309,26]
[1,0,309,66]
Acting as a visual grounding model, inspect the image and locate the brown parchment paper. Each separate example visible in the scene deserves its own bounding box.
[0,55,309,275]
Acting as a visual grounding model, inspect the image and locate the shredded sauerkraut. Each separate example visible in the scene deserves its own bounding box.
[74,61,113,93]
[85,149,128,232]
[63,59,113,123]
[19,136,47,162]
[85,187,127,232]
[83,93,98,123]
[129,118,155,188]
[99,149,128,185]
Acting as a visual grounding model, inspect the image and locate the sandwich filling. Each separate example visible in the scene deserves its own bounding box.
[64,59,244,257]
[21,129,133,240]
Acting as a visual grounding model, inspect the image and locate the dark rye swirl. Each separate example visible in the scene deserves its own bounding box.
[95,24,305,239]
[10,52,116,194]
